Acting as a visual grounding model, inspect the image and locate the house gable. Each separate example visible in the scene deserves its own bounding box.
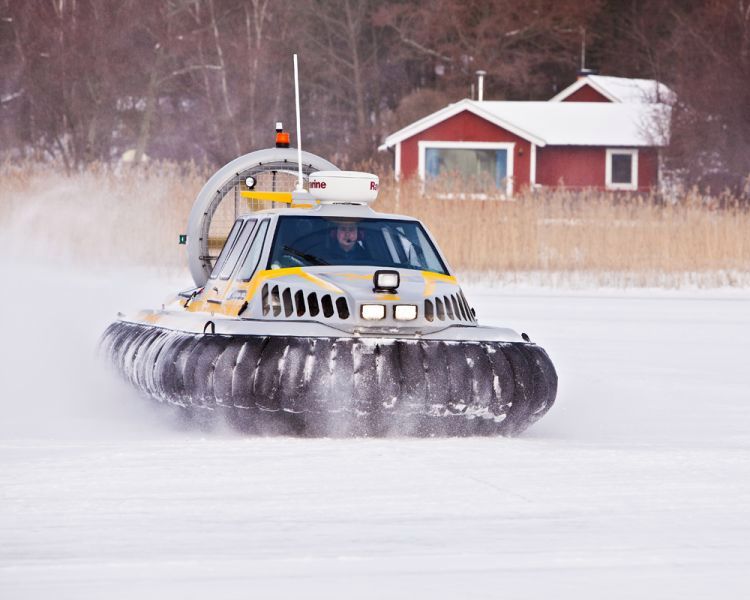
[550,74,674,104]
[559,84,612,102]
[550,76,620,102]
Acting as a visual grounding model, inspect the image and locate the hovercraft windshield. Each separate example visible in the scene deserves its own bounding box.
[268,215,449,274]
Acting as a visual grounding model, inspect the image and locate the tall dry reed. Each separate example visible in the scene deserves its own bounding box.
[1,160,206,269]
[375,177,750,285]
[1,162,748,286]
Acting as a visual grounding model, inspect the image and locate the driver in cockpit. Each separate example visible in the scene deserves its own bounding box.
[333,220,370,261]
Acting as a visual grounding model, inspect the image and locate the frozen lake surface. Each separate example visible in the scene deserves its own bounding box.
[1,266,749,599]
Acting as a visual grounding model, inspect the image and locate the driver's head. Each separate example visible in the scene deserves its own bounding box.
[336,221,358,252]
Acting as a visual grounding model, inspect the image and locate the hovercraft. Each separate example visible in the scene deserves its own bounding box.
[100,129,557,436]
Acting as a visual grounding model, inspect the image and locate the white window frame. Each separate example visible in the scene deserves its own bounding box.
[605,148,639,191]
[394,142,402,181]
[418,141,515,197]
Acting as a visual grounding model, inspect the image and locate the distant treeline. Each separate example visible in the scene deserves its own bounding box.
[1,0,748,189]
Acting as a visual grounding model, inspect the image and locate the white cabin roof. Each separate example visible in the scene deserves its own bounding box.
[549,75,676,104]
[379,99,671,150]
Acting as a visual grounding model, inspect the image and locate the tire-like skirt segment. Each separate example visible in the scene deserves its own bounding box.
[100,321,557,437]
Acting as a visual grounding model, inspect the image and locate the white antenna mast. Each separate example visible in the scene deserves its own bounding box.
[293,53,304,191]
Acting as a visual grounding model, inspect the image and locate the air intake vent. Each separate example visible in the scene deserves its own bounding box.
[262,284,270,316]
[321,294,334,318]
[307,292,320,316]
[435,297,445,321]
[450,295,462,320]
[424,299,434,322]
[260,286,351,321]
[335,297,350,320]
[423,293,475,323]
[443,295,455,320]
[271,285,281,316]
[459,292,475,322]
[294,290,306,316]
[282,288,293,317]
[456,293,468,320]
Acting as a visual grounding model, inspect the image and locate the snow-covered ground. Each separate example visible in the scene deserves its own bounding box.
[1,264,749,599]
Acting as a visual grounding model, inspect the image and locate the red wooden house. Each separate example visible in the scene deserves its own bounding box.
[379,74,673,195]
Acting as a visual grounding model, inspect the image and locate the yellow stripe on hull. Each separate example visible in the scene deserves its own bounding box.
[422,271,457,296]
[240,190,317,208]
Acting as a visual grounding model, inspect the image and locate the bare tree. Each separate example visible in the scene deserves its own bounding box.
[291,0,389,160]
[374,0,595,100]
[242,0,271,148]
[1,0,747,181]
[666,0,750,186]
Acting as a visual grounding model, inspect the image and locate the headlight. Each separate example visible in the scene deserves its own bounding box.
[373,269,399,292]
[361,304,386,320]
[394,305,418,320]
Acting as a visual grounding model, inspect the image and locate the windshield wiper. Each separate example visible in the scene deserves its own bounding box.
[283,245,329,266]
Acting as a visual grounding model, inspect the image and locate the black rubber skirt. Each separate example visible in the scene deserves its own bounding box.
[100,321,557,437]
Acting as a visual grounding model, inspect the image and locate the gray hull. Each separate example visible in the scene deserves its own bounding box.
[101,321,557,436]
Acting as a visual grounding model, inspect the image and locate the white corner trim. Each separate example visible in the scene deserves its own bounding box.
[605,148,639,190]
[417,140,516,196]
[530,143,537,187]
[394,142,401,181]
[656,149,663,191]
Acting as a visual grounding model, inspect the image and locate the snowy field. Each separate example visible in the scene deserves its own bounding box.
[1,264,749,599]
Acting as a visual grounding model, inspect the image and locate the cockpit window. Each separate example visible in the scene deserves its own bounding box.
[209,219,243,279]
[236,219,270,281]
[267,216,448,275]
[218,219,257,280]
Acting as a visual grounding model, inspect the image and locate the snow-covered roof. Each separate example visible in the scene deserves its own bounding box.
[549,75,676,104]
[379,99,671,150]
